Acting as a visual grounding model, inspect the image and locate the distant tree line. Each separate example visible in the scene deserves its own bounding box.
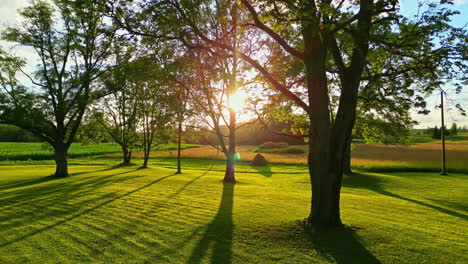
[424,123,465,139]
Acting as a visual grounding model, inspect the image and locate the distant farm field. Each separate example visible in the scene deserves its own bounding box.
[1,136,467,172]
[117,139,468,173]
[0,142,200,161]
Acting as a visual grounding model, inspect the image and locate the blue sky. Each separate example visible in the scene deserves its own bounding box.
[0,0,467,128]
[400,0,468,128]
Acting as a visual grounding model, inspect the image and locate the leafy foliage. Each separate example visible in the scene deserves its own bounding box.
[0,0,116,176]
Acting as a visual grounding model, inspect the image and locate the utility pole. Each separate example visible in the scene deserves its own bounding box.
[440,90,447,175]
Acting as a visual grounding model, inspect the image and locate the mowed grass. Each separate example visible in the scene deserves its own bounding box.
[0,158,466,263]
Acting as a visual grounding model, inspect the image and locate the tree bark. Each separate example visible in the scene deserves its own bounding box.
[223,108,236,183]
[121,144,132,164]
[123,149,132,164]
[343,141,352,175]
[300,11,344,226]
[142,148,149,168]
[53,143,69,177]
[301,0,373,228]
[176,119,182,174]
[224,153,235,183]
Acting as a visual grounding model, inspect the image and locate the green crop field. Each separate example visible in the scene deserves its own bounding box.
[0,142,200,161]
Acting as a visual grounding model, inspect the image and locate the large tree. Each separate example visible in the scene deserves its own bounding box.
[0,0,115,177]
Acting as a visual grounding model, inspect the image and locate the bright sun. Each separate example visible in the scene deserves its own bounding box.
[228,90,247,112]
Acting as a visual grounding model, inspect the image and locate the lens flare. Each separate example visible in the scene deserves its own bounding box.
[229,90,247,112]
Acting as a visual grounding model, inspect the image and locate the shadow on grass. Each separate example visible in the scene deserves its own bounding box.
[308,226,380,264]
[167,164,215,200]
[251,165,273,177]
[0,168,175,248]
[344,173,468,221]
[187,182,234,264]
[0,164,138,192]
[268,222,380,263]
[0,151,122,162]
[0,175,58,191]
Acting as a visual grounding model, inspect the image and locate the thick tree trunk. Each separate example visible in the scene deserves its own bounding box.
[302,13,343,227]
[224,153,235,182]
[343,141,352,175]
[301,0,372,228]
[122,145,132,164]
[54,144,69,177]
[176,120,182,174]
[223,108,236,183]
[142,149,149,168]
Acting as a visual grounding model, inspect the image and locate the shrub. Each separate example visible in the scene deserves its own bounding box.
[253,145,307,154]
[257,142,288,149]
[250,153,267,166]
[273,146,307,154]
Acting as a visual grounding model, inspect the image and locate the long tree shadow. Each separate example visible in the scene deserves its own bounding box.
[251,165,273,177]
[0,163,139,192]
[343,173,467,220]
[187,182,234,264]
[267,221,380,263]
[307,226,381,264]
[0,169,175,248]
[0,175,58,191]
[167,164,214,200]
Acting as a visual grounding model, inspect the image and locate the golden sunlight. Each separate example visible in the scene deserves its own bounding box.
[228,90,247,112]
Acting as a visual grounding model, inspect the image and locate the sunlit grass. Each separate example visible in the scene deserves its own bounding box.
[0,159,466,263]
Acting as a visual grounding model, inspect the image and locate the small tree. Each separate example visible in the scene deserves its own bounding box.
[186,50,247,183]
[434,126,451,139]
[95,48,140,164]
[134,57,177,169]
[173,74,192,174]
[450,123,458,136]
[75,114,110,144]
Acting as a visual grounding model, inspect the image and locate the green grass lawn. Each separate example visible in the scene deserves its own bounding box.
[0,158,466,263]
[0,142,200,161]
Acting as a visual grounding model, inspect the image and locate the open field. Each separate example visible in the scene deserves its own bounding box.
[0,142,200,161]
[103,140,468,173]
[1,138,467,172]
[351,143,468,172]
[0,159,466,263]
